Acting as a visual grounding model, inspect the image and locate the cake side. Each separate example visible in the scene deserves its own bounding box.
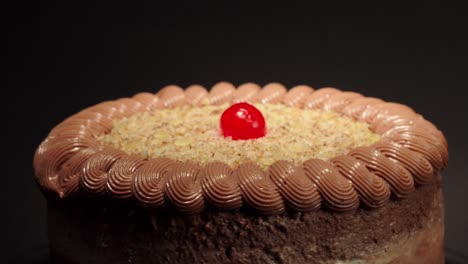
[47,173,444,264]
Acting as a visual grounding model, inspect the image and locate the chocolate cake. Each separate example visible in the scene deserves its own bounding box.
[34,82,448,263]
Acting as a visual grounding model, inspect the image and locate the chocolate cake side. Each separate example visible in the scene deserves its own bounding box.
[47,174,444,264]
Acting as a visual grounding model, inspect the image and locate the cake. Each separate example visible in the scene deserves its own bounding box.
[33,82,448,264]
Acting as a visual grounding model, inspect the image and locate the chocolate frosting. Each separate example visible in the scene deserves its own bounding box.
[269,160,321,212]
[184,85,208,106]
[33,82,449,215]
[282,85,314,107]
[106,155,147,199]
[132,157,176,208]
[132,92,160,110]
[57,148,97,198]
[303,159,360,211]
[321,91,363,112]
[200,162,242,210]
[331,155,390,208]
[341,97,384,120]
[349,146,414,199]
[208,82,236,105]
[164,162,205,214]
[304,87,340,109]
[156,85,185,108]
[236,162,285,214]
[255,83,287,104]
[232,83,261,103]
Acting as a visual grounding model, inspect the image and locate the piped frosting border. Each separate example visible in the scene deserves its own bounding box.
[33,82,448,214]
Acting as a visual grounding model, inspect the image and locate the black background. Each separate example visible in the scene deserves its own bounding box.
[5,1,468,262]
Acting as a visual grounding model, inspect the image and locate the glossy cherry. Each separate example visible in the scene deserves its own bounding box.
[220,102,266,140]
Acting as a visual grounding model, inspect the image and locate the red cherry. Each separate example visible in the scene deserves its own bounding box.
[220,102,266,140]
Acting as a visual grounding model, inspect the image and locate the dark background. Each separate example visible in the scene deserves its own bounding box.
[5,1,468,262]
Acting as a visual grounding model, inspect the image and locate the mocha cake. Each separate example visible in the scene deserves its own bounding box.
[33,82,448,264]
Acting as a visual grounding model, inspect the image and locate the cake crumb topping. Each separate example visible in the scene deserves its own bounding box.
[98,104,380,168]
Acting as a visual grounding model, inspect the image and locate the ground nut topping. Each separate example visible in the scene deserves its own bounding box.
[98,103,380,168]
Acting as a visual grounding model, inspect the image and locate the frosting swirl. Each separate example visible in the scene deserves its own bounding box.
[331,155,391,208]
[184,85,208,106]
[164,162,205,214]
[303,159,359,211]
[322,91,363,112]
[79,148,127,194]
[115,98,146,114]
[373,141,434,184]
[371,114,422,135]
[106,155,147,199]
[57,148,97,198]
[132,92,160,110]
[382,124,448,167]
[282,85,314,107]
[341,97,384,118]
[232,83,261,103]
[269,160,321,212]
[358,102,414,124]
[255,83,287,104]
[200,162,242,210]
[387,133,445,170]
[304,87,340,109]
[132,157,176,208]
[208,82,236,105]
[156,85,185,108]
[236,162,285,214]
[349,146,414,198]
[34,135,100,192]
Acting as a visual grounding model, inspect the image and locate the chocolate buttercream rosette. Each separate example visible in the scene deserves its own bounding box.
[33,82,448,214]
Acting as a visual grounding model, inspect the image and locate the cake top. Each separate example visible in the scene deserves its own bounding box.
[33,82,448,215]
[98,103,380,168]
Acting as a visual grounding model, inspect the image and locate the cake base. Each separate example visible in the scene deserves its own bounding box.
[47,175,444,264]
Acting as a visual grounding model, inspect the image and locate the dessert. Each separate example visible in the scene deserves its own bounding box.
[34,82,448,263]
